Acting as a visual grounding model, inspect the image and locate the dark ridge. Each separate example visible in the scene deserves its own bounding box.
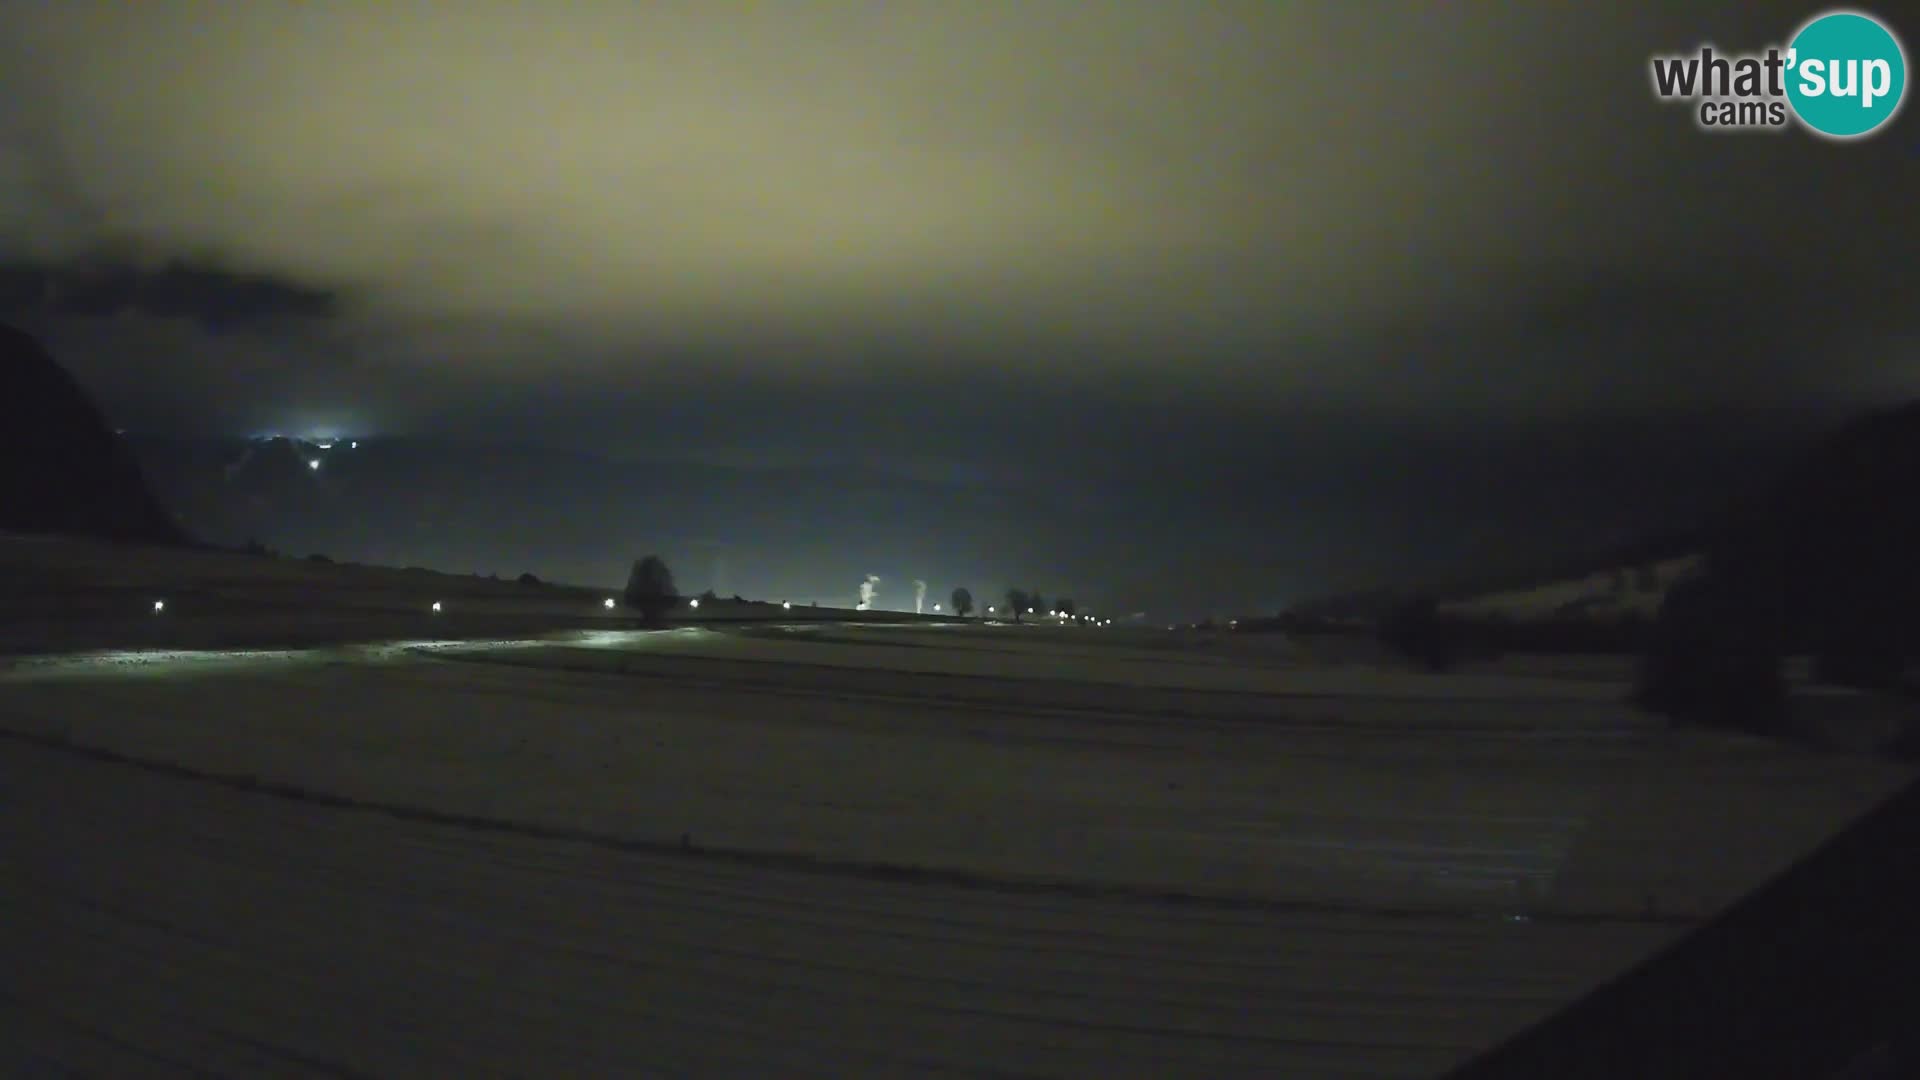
[0,323,189,544]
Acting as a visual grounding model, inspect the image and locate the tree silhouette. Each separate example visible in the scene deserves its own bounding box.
[623,555,678,625]
[1634,563,1661,593]
[1379,594,1459,672]
[951,587,974,618]
[1057,597,1077,617]
[1005,588,1030,623]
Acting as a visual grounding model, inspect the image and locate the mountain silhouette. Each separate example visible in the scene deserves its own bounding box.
[0,323,187,543]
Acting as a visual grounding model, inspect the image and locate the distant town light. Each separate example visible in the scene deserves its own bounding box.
[308,460,321,471]
[350,441,358,449]
[689,598,700,609]
[430,601,442,613]
[987,605,995,613]
[604,598,616,609]
[933,603,942,612]
[782,601,792,609]
[1027,607,1035,614]
[152,600,166,614]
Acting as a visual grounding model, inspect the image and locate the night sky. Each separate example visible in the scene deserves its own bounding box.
[2,2,1915,615]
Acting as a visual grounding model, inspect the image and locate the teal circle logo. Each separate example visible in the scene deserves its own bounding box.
[1785,11,1907,139]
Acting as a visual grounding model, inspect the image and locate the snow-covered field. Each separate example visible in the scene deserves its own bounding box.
[2,602,1912,1076]
[1443,556,1701,622]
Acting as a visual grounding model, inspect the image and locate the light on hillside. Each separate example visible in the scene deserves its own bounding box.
[152,600,166,614]
[782,601,792,609]
[430,601,442,613]
[933,603,942,612]
[308,460,321,471]
[604,598,616,609]
[689,598,700,609]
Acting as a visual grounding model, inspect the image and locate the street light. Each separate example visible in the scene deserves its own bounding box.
[152,600,166,614]
[604,598,616,609]
[430,601,442,613]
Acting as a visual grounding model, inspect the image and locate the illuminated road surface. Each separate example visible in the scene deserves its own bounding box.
[0,631,1908,1076]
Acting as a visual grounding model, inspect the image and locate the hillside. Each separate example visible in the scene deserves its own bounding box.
[1444,554,1701,622]
[0,324,186,544]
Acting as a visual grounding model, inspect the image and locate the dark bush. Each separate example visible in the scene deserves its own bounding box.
[306,552,332,564]
[1635,571,1788,734]
[1379,595,1459,672]
[517,571,541,586]
[1634,563,1661,593]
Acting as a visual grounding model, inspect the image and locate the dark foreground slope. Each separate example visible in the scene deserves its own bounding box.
[1448,772,1920,1079]
[0,324,185,544]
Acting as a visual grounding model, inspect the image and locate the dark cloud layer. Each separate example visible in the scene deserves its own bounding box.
[0,257,337,330]
[2,1,1916,606]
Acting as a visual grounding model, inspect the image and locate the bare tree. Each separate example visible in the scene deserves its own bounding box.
[1005,588,1030,624]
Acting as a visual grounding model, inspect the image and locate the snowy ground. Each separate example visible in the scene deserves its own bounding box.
[1,545,1913,1075]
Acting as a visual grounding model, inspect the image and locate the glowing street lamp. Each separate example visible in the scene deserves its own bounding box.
[430,601,442,613]
[933,603,942,612]
[152,600,166,614]
[782,601,792,610]
[604,598,616,609]
[308,460,321,471]
[689,598,700,609]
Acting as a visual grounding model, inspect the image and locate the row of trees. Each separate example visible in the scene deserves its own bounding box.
[621,556,1075,628]
[1000,589,1074,623]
